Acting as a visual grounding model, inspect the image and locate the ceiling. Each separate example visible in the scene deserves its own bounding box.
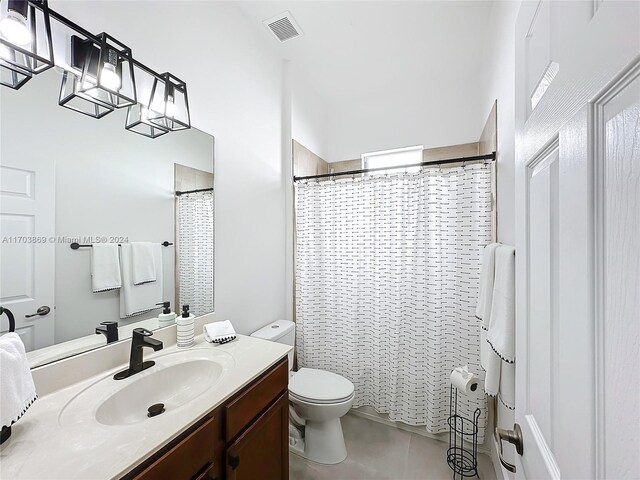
[236,1,495,107]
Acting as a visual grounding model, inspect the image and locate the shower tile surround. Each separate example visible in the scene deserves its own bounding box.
[316,141,483,175]
[293,140,485,183]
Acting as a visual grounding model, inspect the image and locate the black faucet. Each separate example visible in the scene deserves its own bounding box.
[113,328,163,380]
[95,321,119,344]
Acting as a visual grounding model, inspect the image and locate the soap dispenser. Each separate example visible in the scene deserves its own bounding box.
[157,301,177,327]
[177,304,195,348]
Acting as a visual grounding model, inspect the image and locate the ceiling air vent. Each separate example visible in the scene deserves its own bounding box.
[263,11,303,43]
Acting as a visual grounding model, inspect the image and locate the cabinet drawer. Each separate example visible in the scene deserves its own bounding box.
[133,414,221,480]
[225,357,288,441]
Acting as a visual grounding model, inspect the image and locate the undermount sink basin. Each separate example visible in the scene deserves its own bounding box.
[59,348,234,427]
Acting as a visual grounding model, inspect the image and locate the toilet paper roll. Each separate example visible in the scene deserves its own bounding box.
[450,366,479,396]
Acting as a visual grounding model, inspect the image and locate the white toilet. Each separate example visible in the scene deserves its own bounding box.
[251,320,355,465]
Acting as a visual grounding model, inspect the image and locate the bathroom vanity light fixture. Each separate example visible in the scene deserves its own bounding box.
[0,0,54,89]
[146,72,191,131]
[59,33,136,118]
[2,1,191,137]
[125,104,170,138]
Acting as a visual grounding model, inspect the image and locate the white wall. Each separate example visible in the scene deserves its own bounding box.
[49,1,289,335]
[327,88,488,162]
[291,66,328,160]
[478,2,521,477]
[324,54,489,162]
[480,2,520,247]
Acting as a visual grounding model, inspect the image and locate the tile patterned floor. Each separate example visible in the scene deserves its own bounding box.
[289,414,497,480]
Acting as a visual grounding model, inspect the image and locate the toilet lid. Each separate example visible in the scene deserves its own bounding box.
[289,368,355,403]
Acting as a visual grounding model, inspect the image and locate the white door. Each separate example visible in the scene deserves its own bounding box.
[511,1,640,478]
[0,144,56,351]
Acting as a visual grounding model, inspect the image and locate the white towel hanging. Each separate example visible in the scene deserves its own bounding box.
[0,333,37,430]
[476,243,500,370]
[119,244,163,318]
[91,244,121,293]
[486,245,516,362]
[476,242,500,328]
[131,242,157,285]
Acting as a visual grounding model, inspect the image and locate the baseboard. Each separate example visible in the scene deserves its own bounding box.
[348,407,491,455]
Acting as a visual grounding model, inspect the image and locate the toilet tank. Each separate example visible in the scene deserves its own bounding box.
[251,320,295,369]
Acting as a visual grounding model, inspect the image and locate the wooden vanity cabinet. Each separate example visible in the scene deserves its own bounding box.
[125,356,289,480]
[225,392,289,480]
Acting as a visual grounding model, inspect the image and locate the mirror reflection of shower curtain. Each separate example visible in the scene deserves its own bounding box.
[177,191,214,316]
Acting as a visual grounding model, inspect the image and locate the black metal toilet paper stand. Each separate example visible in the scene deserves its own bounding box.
[447,384,481,479]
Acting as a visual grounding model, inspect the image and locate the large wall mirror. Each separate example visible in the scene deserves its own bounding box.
[0,68,215,367]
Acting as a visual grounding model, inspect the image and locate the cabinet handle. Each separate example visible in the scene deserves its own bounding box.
[193,461,214,480]
[228,453,240,470]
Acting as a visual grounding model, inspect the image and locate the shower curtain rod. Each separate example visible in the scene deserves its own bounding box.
[293,152,496,182]
[175,188,214,196]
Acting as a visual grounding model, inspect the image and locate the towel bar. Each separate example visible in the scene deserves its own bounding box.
[70,241,173,250]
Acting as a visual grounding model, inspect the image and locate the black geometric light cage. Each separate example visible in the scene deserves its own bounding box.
[125,103,169,138]
[0,0,54,89]
[59,32,136,117]
[146,72,191,131]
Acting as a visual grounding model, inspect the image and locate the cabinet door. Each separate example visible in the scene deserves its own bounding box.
[226,392,289,480]
[130,414,222,480]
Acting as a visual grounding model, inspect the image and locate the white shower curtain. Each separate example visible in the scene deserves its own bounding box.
[177,191,214,316]
[295,163,492,440]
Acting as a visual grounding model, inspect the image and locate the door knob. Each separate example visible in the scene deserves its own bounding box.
[25,306,50,318]
[495,423,523,473]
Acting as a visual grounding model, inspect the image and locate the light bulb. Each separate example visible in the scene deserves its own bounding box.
[100,62,121,91]
[0,10,31,47]
[165,97,175,118]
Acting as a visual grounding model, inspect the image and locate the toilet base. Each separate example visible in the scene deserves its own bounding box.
[289,418,347,465]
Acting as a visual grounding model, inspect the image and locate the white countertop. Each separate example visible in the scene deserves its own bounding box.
[0,334,291,480]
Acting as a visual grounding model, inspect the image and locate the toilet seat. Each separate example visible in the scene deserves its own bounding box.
[289,368,355,404]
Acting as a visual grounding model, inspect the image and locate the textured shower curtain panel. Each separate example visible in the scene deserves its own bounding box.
[295,164,492,441]
[178,191,214,316]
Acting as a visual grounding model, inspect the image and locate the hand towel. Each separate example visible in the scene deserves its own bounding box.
[119,244,163,318]
[483,346,501,397]
[0,333,37,430]
[91,244,121,293]
[203,320,237,344]
[499,362,515,410]
[476,243,500,370]
[131,242,157,285]
[486,245,516,363]
[476,243,500,328]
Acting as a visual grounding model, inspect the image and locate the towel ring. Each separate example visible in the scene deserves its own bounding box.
[0,306,15,333]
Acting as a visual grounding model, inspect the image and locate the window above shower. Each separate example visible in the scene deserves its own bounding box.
[361,145,423,174]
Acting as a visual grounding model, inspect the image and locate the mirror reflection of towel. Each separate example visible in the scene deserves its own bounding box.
[91,244,122,293]
[119,244,163,318]
[131,242,157,285]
